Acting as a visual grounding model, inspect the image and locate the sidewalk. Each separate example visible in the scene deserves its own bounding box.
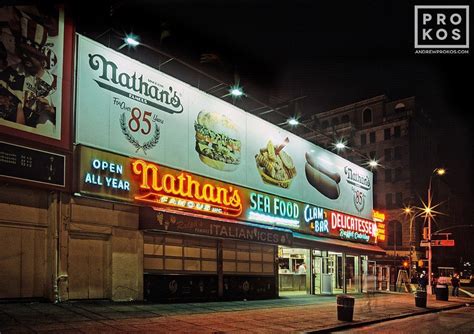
[0,293,472,333]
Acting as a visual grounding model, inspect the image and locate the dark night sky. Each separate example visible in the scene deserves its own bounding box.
[70,0,474,262]
[73,0,473,198]
[18,0,460,263]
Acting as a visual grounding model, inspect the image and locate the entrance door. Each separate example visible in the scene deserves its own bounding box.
[68,235,108,299]
[312,255,322,294]
[367,260,376,292]
[0,226,46,298]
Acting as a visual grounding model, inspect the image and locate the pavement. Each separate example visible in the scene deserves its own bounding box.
[0,292,472,333]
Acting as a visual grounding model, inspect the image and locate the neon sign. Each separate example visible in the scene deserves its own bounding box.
[304,205,329,234]
[132,159,242,217]
[329,211,377,242]
[372,210,386,222]
[249,192,300,227]
[84,158,130,191]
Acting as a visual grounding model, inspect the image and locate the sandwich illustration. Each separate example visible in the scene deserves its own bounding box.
[305,152,341,199]
[194,110,241,171]
[255,138,296,188]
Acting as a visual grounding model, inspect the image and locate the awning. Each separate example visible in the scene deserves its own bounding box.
[293,232,386,255]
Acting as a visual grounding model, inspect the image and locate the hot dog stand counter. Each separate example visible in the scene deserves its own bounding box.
[139,209,385,301]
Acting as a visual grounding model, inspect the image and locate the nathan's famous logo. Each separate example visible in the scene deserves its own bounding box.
[113,97,161,154]
[344,166,370,213]
[132,159,242,217]
[88,53,183,114]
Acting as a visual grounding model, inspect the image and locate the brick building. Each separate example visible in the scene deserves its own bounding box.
[303,95,439,289]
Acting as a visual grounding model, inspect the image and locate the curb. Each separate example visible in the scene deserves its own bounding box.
[305,300,473,333]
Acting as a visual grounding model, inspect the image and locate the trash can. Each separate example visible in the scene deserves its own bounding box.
[435,284,449,301]
[337,295,355,321]
[414,290,427,308]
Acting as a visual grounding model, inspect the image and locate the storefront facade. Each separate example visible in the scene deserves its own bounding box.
[1,8,384,302]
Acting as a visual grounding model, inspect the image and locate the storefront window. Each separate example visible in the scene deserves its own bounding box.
[345,255,359,293]
[278,247,309,295]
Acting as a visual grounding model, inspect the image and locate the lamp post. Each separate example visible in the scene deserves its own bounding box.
[403,207,415,279]
[426,168,445,294]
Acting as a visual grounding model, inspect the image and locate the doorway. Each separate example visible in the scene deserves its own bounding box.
[68,235,109,299]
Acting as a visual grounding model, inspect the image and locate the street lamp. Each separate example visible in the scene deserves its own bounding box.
[425,168,446,294]
[403,206,415,279]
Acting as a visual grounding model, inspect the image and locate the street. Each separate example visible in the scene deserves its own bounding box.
[337,306,474,333]
[0,293,472,333]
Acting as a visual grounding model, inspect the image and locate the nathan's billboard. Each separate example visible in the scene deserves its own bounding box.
[75,35,373,220]
[77,146,378,243]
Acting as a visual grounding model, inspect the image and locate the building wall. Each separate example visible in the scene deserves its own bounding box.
[58,194,142,301]
[0,183,55,300]
[304,95,435,254]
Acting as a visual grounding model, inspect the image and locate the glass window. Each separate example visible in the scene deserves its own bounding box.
[369,132,376,143]
[360,133,367,145]
[384,148,392,161]
[385,169,392,183]
[341,114,350,123]
[385,193,393,209]
[384,128,391,140]
[394,146,402,160]
[394,126,401,138]
[331,117,339,126]
[395,192,403,206]
[387,221,402,246]
[395,167,402,181]
[363,108,372,123]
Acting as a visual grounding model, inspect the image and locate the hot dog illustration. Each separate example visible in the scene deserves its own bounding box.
[305,152,341,199]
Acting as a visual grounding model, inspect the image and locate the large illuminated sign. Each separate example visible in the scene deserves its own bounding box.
[76,35,374,221]
[78,146,378,244]
[132,159,242,217]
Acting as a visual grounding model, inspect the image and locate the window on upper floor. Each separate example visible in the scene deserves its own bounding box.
[384,148,392,161]
[361,133,367,145]
[395,167,402,181]
[387,220,403,246]
[394,126,401,138]
[394,146,402,160]
[395,192,403,206]
[385,169,392,183]
[363,108,372,123]
[385,193,393,209]
[331,117,339,126]
[394,103,406,112]
[384,128,391,140]
[369,131,376,143]
[341,114,350,123]
[322,120,329,128]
